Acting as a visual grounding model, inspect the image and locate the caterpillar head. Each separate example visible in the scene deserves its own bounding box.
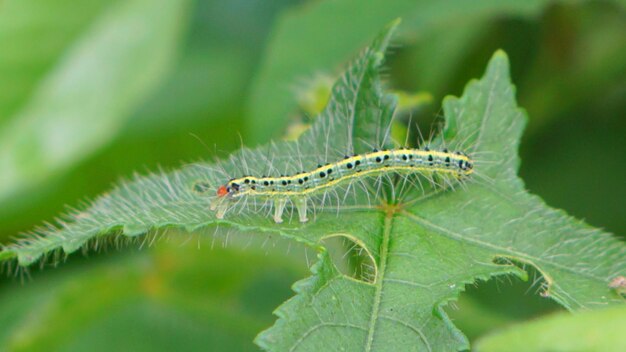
[217,185,229,197]
[217,181,241,198]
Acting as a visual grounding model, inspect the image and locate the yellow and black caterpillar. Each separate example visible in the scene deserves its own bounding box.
[210,147,473,223]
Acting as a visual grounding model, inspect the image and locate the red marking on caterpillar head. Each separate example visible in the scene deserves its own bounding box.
[217,185,229,197]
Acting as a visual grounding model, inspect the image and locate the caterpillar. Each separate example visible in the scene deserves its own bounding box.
[209,147,474,223]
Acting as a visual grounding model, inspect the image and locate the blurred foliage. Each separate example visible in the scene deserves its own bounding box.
[0,0,624,350]
[474,304,626,351]
[0,234,309,350]
[0,0,190,205]
[246,0,560,144]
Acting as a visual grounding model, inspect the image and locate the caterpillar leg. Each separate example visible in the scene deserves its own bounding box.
[273,198,287,223]
[216,203,228,219]
[295,197,309,223]
[211,199,228,219]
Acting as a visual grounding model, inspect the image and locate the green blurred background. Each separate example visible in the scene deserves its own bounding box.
[0,0,624,350]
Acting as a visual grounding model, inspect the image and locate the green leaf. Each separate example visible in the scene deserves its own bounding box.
[1,20,624,351]
[254,51,625,351]
[245,0,563,143]
[0,19,401,266]
[474,305,626,352]
[0,0,190,203]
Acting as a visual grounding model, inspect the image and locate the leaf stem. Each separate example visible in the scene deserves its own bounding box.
[365,208,394,351]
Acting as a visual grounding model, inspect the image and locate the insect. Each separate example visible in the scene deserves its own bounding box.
[209,147,473,223]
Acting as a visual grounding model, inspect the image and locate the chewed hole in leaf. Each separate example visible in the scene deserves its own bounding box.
[492,256,560,300]
[320,234,376,284]
[446,267,564,342]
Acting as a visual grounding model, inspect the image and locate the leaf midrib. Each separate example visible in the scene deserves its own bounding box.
[471,57,500,155]
[364,209,393,351]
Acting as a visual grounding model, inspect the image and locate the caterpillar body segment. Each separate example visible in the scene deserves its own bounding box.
[212,147,473,223]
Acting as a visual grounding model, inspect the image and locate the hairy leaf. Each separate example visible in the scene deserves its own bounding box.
[254,32,626,352]
[0,20,400,265]
[1,21,624,351]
